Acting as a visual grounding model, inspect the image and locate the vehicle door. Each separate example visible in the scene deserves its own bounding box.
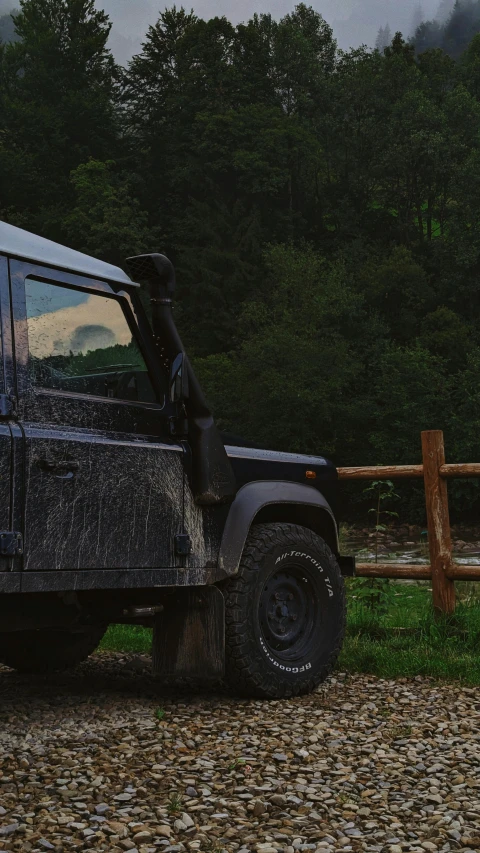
[10,260,184,572]
[0,256,13,571]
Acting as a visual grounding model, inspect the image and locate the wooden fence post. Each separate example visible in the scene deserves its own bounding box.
[421,430,456,615]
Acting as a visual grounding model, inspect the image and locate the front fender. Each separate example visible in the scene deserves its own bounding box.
[217,480,338,577]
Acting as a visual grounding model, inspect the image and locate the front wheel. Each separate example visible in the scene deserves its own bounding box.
[224,523,345,698]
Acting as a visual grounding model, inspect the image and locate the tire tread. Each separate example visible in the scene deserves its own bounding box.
[223,522,346,699]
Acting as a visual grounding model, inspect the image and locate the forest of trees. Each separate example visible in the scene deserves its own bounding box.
[2,0,480,517]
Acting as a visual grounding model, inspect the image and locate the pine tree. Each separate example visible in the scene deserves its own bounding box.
[414,18,443,52]
[375,25,385,51]
[375,23,392,53]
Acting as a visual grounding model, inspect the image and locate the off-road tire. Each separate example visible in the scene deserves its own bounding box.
[0,625,107,674]
[224,523,345,698]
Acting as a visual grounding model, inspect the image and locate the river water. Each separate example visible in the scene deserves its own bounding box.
[342,527,480,565]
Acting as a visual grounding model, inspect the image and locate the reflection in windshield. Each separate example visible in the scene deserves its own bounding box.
[25,279,159,403]
[27,285,132,358]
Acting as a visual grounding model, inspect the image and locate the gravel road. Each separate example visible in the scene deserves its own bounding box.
[0,653,479,853]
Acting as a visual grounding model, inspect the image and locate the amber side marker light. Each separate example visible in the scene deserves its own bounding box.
[305,470,316,479]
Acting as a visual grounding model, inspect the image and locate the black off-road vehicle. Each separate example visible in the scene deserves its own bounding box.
[0,222,353,698]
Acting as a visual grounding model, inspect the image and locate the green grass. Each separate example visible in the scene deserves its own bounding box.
[99,581,480,685]
[99,623,152,653]
[339,630,480,683]
[340,579,480,684]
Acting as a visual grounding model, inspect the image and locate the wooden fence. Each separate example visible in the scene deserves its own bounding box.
[337,430,480,614]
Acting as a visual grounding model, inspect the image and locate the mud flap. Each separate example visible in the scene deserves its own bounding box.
[152,586,225,679]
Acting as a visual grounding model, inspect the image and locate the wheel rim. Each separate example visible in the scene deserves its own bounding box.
[259,564,320,660]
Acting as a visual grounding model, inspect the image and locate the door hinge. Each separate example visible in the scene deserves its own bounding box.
[174,534,192,556]
[0,394,15,417]
[0,532,23,556]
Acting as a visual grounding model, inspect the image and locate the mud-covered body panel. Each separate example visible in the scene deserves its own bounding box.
[22,426,184,571]
[0,424,12,537]
[0,235,340,595]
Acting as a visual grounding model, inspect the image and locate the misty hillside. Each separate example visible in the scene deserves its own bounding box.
[332,0,436,49]
[413,0,480,58]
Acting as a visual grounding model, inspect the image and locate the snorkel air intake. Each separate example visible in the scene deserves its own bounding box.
[125,253,237,505]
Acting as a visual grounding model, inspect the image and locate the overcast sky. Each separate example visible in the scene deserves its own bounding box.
[0,0,442,62]
[98,0,442,63]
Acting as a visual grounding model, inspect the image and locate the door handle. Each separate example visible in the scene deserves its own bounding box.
[36,458,80,476]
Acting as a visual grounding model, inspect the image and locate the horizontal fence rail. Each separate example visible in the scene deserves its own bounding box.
[337,463,480,480]
[337,430,480,613]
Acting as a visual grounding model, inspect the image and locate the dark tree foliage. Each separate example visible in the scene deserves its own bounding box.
[0,0,120,235]
[3,1,480,518]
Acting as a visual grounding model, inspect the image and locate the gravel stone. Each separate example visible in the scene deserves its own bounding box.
[0,654,479,853]
[270,794,287,807]
[185,787,198,798]
[134,830,153,841]
[0,823,19,837]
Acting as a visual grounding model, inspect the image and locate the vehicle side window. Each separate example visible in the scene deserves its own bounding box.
[25,278,159,404]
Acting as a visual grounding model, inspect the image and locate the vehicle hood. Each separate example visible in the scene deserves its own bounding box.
[225,444,330,467]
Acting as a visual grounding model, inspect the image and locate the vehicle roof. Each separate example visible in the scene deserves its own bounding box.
[0,220,136,286]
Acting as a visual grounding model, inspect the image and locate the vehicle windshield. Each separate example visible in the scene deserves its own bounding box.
[26,278,161,404]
